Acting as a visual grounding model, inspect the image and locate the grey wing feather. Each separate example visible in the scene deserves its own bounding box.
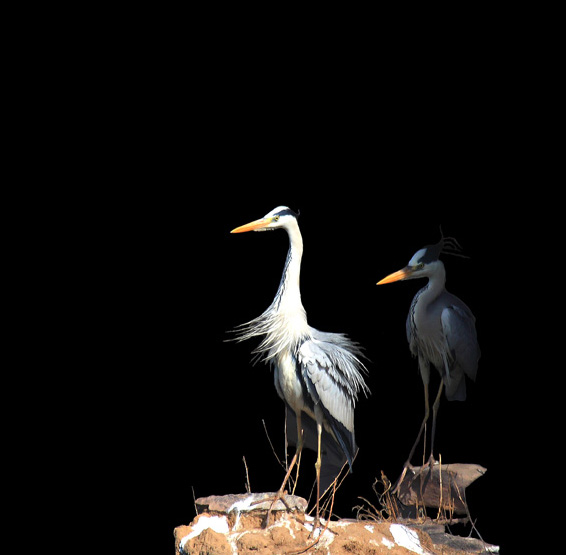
[308,329,370,396]
[406,313,417,357]
[441,305,481,401]
[299,332,369,428]
[297,330,369,468]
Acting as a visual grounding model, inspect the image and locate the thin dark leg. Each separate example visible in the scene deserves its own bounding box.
[394,380,429,493]
[428,379,444,464]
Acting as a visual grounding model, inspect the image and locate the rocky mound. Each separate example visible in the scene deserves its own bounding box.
[174,492,499,554]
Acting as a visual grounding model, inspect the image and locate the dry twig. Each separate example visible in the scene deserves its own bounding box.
[242,456,251,494]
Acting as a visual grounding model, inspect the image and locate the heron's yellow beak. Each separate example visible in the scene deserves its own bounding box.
[230,217,272,233]
[377,267,413,285]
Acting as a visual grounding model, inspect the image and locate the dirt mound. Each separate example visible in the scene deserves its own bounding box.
[174,493,498,554]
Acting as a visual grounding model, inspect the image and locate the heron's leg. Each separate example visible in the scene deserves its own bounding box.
[313,421,323,533]
[266,447,299,527]
[409,379,430,465]
[266,413,304,527]
[428,379,444,465]
[394,380,430,493]
[292,413,304,495]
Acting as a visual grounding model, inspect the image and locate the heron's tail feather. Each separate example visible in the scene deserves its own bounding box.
[286,407,350,493]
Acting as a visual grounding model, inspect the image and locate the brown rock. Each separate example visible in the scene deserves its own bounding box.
[396,463,486,514]
[174,492,499,554]
[179,527,231,554]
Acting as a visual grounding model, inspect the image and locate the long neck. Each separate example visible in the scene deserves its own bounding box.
[414,262,446,321]
[424,262,446,301]
[233,220,308,361]
[273,220,304,314]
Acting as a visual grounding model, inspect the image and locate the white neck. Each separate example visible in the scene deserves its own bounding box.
[273,219,305,314]
[233,218,310,361]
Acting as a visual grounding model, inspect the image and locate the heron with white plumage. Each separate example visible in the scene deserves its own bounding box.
[230,206,370,530]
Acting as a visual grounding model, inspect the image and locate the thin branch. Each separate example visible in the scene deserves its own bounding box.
[262,418,286,472]
[191,485,198,517]
[289,480,338,555]
[243,456,251,494]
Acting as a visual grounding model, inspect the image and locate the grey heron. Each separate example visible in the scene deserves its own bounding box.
[377,237,480,482]
[230,206,370,529]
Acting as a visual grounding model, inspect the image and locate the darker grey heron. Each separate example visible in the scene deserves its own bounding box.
[231,206,370,529]
[377,237,480,483]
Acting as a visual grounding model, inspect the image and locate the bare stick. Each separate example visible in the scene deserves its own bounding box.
[242,456,251,494]
[452,474,486,545]
[436,453,443,520]
[307,455,351,519]
[191,486,198,517]
[262,418,285,471]
[290,480,337,555]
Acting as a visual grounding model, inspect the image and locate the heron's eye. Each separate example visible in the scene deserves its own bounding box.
[273,215,280,222]
[416,262,425,270]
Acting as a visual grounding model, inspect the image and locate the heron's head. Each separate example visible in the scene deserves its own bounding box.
[377,240,446,285]
[230,206,299,233]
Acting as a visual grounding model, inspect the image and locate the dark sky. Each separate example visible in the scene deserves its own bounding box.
[107,183,524,552]
[84,49,534,551]
[50,17,545,553]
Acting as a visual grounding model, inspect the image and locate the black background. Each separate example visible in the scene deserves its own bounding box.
[69,23,544,552]
[104,184,526,552]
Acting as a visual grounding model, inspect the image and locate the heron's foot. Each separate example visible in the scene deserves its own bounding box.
[309,516,322,539]
[426,454,438,474]
[392,462,415,495]
[263,489,292,528]
[424,454,440,484]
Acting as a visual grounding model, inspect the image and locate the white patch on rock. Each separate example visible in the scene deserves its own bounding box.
[389,523,428,554]
[180,515,229,549]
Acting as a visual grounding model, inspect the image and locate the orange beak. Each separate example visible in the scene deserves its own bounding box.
[230,217,272,233]
[376,267,414,285]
